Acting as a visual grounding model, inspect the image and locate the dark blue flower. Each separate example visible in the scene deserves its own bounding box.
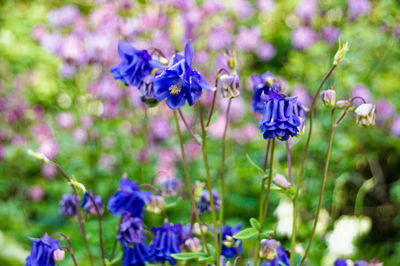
[111,40,163,87]
[354,261,368,266]
[148,222,183,265]
[334,259,348,266]
[262,244,290,266]
[259,89,305,141]
[153,41,214,109]
[251,72,284,113]
[198,189,221,216]
[25,233,61,266]
[138,74,158,106]
[59,194,80,217]
[81,191,104,215]
[219,223,243,259]
[161,178,180,197]
[107,174,152,217]
[117,216,146,246]
[122,243,149,266]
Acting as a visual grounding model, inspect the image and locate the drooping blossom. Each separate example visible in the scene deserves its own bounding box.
[251,72,283,113]
[218,223,243,259]
[261,243,290,266]
[81,192,104,215]
[198,189,221,216]
[25,233,62,266]
[59,194,80,217]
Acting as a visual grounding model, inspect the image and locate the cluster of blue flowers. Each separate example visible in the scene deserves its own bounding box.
[59,191,103,217]
[111,40,213,109]
[251,72,306,141]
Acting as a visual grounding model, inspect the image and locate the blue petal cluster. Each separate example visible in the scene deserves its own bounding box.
[111,40,163,87]
[148,222,183,265]
[59,194,80,217]
[81,191,104,215]
[107,175,152,217]
[118,216,149,266]
[261,244,290,266]
[334,259,369,266]
[251,72,283,113]
[198,189,221,216]
[220,223,243,259]
[161,178,180,197]
[259,90,304,141]
[154,41,213,109]
[25,233,61,266]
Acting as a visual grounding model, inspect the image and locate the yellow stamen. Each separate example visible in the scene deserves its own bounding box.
[169,85,181,95]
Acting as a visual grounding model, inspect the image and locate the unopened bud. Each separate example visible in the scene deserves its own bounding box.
[28,150,50,163]
[69,178,86,193]
[146,195,165,214]
[355,103,376,126]
[223,235,234,248]
[273,174,290,189]
[53,249,65,263]
[320,89,336,108]
[184,237,202,252]
[336,100,350,108]
[296,117,306,137]
[227,57,237,70]
[333,41,349,65]
[260,239,278,260]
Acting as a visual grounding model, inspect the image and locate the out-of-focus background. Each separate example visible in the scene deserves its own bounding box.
[0,0,399,265]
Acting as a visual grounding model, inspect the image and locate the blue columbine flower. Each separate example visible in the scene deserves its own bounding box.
[219,223,243,259]
[198,189,221,216]
[261,244,290,266]
[251,72,283,113]
[153,41,214,109]
[138,74,159,106]
[161,178,180,197]
[117,215,149,266]
[59,194,80,217]
[259,89,305,141]
[25,233,62,266]
[81,191,104,215]
[148,222,183,265]
[107,174,152,217]
[111,40,163,87]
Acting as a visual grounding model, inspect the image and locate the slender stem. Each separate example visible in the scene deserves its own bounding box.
[290,64,336,266]
[206,91,217,128]
[52,232,78,266]
[173,110,210,256]
[109,216,123,261]
[286,138,293,186]
[254,139,275,266]
[178,108,201,145]
[197,102,220,266]
[300,108,336,266]
[335,96,366,126]
[220,98,232,246]
[87,194,106,266]
[53,164,94,266]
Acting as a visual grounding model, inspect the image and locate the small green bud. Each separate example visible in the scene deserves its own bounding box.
[69,178,86,193]
[28,150,50,163]
[333,41,349,65]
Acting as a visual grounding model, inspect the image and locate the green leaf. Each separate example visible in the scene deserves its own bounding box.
[207,244,216,258]
[171,253,207,260]
[246,154,264,174]
[198,256,215,262]
[261,230,274,238]
[233,227,258,240]
[209,111,219,126]
[250,217,260,230]
[271,187,294,198]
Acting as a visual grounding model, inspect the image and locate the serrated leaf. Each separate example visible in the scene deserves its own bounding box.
[171,253,207,260]
[250,218,260,230]
[246,154,264,174]
[233,227,258,240]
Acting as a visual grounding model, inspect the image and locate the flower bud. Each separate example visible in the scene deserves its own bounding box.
[296,117,306,137]
[355,104,376,126]
[69,178,86,193]
[222,235,234,247]
[193,222,208,235]
[184,237,202,252]
[320,89,336,108]
[146,195,165,214]
[336,100,350,108]
[217,74,240,99]
[139,75,158,106]
[333,41,349,65]
[53,248,65,263]
[227,56,237,70]
[273,174,290,189]
[260,239,278,260]
[28,150,50,163]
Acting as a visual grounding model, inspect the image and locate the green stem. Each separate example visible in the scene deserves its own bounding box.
[290,64,336,266]
[197,102,220,266]
[254,138,275,266]
[173,110,210,256]
[220,98,232,246]
[299,108,336,266]
[87,193,106,266]
[109,216,123,261]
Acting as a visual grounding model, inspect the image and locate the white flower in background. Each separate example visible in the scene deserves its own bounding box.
[326,215,372,256]
[355,103,376,126]
[275,198,293,237]
[315,208,331,236]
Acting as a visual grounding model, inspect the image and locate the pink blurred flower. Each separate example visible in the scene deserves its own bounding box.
[41,163,57,179]
[208,28,232,50]
[376,99,394,125]
[321,25,341,45]
[56,112,74,129]
[103,100,120,118]
[48,5,81,28]
[59,63,76,78]
[233,124,258,144]
[137,149,150,163]
[209,116,225,139]
[11,135,26,146]
[257,0,275,12]
[231,0,254,19]
[292,26,318,50]
[40,33,62,54]
[218,97,245,122]
[391,115,400,137]
[99,154,115,172]
[184,141,201,161]
[38,139,59,159]
[81,115,93,128]
[291,85,311,107]
[31,123,53,142]
[257,42,276,60]
[0,145,4,161]
[60,35,86,64]
[151,117,171,141]
[295,0,318,22]
[352,84,372,104]
[348,0,371,20]
[157,148,177,165]
[236,27,260,51]
[73,128,87,144]
[201,0,223,15]
[28,185,45,202]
